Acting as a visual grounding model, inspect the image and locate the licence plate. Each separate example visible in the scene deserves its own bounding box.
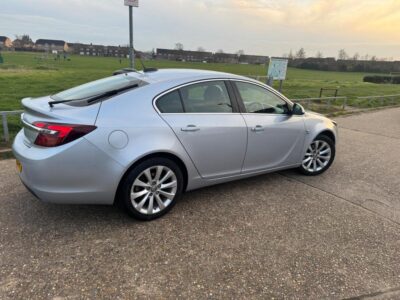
[16,160,22,173]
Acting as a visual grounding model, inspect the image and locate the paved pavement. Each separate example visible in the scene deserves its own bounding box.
[1,108,400,299]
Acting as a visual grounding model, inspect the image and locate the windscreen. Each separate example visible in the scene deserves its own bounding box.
[51,74,147,101]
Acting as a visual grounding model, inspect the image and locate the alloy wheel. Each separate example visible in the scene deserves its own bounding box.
[302,140,332,173]
[130,165,177,215]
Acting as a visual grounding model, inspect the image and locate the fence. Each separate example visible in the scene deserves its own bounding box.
[354,94,400,108]
[1,110,23,142]
[292,96,348,111]
[1,93,400,143]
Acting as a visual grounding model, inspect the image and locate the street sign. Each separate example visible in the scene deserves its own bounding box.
[124,0,139,7]
[267,58,288,80]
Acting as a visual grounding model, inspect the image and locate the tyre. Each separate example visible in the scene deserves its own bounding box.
[298,134,335,176]
[121,157,184,220]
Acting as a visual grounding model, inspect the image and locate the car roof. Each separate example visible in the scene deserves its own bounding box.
[127,68,253,85]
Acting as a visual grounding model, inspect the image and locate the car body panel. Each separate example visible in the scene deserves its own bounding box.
[241,114,306,172]
[161,113,247,179]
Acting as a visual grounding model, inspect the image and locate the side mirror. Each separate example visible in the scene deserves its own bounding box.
[291,103,305,115]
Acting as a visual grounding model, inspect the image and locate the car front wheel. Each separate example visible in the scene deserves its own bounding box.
[298,135,335,176]
[121,157,183,220]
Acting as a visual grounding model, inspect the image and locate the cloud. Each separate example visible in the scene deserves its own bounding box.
[1,0,399,58]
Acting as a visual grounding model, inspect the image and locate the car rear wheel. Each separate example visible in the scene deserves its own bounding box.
[121,158,183,220]
[298,135,335,176]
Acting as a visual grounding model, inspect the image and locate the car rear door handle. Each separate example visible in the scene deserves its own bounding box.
[251,125,264,132]
[181,125,200,132]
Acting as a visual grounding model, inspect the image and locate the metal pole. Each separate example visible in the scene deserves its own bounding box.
[2,113,9,142]
[278,80,283,92]
[129,6,134,69]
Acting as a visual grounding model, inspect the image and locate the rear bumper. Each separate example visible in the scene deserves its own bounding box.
[12,130,125,205]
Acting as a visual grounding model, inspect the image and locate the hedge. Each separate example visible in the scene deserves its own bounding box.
[363,75,400,84]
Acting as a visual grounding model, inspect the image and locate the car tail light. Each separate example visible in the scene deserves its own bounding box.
[33,122,96,147]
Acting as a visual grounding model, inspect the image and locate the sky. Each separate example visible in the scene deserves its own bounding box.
[1,0,399,59]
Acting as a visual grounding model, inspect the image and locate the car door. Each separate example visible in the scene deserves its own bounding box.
[232,80,306,173]
[156,80,247,179]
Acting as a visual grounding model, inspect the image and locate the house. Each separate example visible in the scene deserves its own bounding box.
[239,54,269,65]
[0,36,13,49]
[156,49,213,62]
[213,52,239,64]
[70,43,129,57]
[35,39,68,52]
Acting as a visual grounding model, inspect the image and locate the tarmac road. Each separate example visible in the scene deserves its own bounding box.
[0,107,399,299]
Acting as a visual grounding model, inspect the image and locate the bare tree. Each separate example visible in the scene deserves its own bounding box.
[197,47,205,52]
[175,43,184,51]
[236,50,245,56]
[288,49,294,60]
[352,52,360,61]
[295,48,306,59]
[370,55,377,61]
[315,51,324,58]
[15,34,33,47]
[216,49,224,54]
[338,49,348,60]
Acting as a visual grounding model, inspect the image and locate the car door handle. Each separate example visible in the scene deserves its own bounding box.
[251,125,264,132]
[181,125,200,132]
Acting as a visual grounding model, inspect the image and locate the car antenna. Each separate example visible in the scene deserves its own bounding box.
[137,56,158,73]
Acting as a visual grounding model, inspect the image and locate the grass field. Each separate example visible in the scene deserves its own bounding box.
[1,51,400,147]
[2,51,400,111]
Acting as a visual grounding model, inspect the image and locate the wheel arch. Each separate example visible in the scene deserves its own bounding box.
[114,151,189,205]
[316,129,336,144]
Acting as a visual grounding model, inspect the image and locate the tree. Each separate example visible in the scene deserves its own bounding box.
[236,50,245,56]
[15,34,33,47]
[295,48,306,59]
[197,47,205,52]
[352,52,360,61]
[175,43,184,51]
[288,49,294,60]
[315,51,324,58]
[216,49,224,54]
[338,49,348,60]
[370,55,377,61]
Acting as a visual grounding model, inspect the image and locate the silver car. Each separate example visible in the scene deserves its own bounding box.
[13,69,338,220]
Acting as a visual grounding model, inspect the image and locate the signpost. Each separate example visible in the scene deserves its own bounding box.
[124,0,139,68]
[267,57,289,92]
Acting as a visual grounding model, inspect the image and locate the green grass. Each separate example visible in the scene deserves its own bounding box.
[2,51,400,111]
[1,51,400,147]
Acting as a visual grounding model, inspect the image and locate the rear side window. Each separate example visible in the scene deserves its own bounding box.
[157,90,184,113]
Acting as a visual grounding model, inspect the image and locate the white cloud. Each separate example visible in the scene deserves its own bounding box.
[1,0,399,58]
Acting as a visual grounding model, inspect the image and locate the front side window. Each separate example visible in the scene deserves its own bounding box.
[180,81,233,113]
[235,81,289,114]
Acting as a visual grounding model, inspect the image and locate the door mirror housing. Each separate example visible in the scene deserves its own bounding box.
[290,103,305,115]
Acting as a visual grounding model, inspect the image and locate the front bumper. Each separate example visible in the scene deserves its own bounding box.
[12,130,125,205]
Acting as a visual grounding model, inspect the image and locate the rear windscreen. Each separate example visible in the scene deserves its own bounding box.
[51,74,148,103]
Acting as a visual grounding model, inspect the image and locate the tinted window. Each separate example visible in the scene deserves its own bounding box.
[236,82,289,114]
[180,81,233,113]
[51,74,147,102]
[157,90,184,113]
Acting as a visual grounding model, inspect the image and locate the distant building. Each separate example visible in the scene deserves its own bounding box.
[156,49,213,62]
[213,53,239,64]
[35,39,68,52]
[0,36,13,49]
[239,54,269,65]
[70,43,129,57]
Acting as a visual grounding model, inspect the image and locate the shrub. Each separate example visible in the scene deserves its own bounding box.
[363,75,400,84]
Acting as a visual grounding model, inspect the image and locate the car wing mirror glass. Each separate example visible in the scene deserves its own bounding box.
[291,103,305,115]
